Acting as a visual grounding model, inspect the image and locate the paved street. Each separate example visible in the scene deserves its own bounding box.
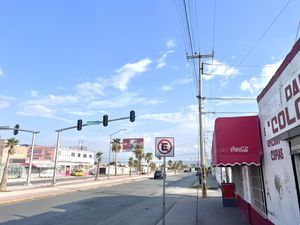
[0,174,249,225]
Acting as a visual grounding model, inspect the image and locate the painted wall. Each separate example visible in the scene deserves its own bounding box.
[258,49,300,225]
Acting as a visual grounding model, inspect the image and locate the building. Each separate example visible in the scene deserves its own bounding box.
[212,38,300,225]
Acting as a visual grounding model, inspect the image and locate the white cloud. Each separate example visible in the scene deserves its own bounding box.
[160,85,173,91]
[88,92,163,109]
[30,90,39,97]
[204,60,239,80]
[156,50,174,69]
[0,100,10,109]
[175,78,192,85]
[76,81,106,98]
[140,112,183,124]
[112,58,152,91]
[17,104,73,122]
[166,39,176,49]
[68,111,98,117]
[18,104,55,117]
[24,94,78,106]
[240,61,281,93]
[0,67,3,76]
[0,95,15,109]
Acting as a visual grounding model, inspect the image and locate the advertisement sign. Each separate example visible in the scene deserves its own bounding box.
[122,138,144,151]
[27,146,55,161]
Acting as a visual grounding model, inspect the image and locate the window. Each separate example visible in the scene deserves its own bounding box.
[78,153,81,157]
[58,151,61,155]
[232,166,244,198]
[249,165,267,215]
[83,154,87,158]
[89,154,92,158]
[71,152,75,157]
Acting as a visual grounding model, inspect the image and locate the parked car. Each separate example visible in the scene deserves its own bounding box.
[154,170,165,179]
[71,169,84,176]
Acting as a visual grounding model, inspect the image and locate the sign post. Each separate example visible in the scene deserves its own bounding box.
[155,137,174,225]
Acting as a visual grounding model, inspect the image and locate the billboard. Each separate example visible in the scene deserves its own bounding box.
[122,138,144,152]
[27,146,55,161]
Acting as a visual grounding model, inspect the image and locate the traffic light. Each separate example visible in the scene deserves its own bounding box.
[130,110,135,122]
[77,119,83,131]
[13,124,19,135]
[103,115,108,127]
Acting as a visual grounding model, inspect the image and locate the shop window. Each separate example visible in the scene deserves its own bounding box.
[249,165,267,216]
[232,166,244,198]
[83,154,87,158]
[71,152,75,157]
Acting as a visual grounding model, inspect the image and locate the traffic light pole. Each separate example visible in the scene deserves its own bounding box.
[0,126,40,186]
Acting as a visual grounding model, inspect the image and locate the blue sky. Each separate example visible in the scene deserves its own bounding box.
[0,0,299,163]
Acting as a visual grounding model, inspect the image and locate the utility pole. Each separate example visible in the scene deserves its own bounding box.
[187,52,213,198]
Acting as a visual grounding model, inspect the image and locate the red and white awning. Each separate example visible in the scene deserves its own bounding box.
[212,115,262,166]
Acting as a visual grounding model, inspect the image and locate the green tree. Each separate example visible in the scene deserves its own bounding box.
[134,144,144,175]
[95,151,103,181]
[168,160,173,172]
[144,152,153,174]
[111,138,121,176]
[128,157,134,176]
[150,162,156,171]
[178,160,183,172]
[0,138,19,192]
[172,161,178,174]
[133,159,139,174]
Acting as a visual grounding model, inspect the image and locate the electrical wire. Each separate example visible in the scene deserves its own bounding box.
[295,20,300,43]
[234,0,292,69]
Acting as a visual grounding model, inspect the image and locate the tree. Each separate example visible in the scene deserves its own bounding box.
[95,151,103,181]
[168,160,173,172]
[178,160,183,172]
[172,161,178,174]
[133,159,139,173]
[150,162,156,171]
[128,157,134,176]
[144,152,153,174]
[133,144,144,175]
[0,138,19,192]
[111,138,121,176]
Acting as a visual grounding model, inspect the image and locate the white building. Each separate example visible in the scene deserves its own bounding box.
[56,147,95,176]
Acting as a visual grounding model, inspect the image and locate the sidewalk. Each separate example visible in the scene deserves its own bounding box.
[0,174,150,205]
[158,174,249,225]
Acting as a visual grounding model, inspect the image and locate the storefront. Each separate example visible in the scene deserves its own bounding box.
[212,115,273,225]
[257,38,300,225]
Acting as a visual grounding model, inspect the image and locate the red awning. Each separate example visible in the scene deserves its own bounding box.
[212,115,262,166]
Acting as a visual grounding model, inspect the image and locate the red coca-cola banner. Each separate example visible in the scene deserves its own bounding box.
[212,116,262,166]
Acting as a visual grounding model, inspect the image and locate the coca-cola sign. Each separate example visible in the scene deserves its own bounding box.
[229,146,249,153]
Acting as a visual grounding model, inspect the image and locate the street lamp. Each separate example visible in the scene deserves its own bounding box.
[108,129,127,179]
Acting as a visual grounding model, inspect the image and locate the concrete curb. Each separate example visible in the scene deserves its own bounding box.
[0,175,151,205]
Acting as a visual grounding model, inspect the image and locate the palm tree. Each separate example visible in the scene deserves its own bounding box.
[133,159,139,174]
[144,152,153,175]
[133,144,144,175]
[128,157,133,176]
[111,138,121,176]
[0,138,19,192]
[150,162,156,171]
[95,151,103,181]
[178,160,183,172]
[172,161,178,174]
[168,160,173,172]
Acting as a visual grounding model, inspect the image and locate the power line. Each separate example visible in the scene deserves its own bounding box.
[234,0,292,69]
[203,62,280,68]
[296,19,300,43]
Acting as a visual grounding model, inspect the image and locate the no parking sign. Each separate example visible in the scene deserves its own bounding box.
[155,137,175,157]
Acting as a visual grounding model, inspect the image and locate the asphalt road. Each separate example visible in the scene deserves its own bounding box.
[0,174,197,225]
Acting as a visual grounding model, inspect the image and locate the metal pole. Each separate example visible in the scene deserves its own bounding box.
[52,131,60,185]
[26,132,36,185]
[162,155,166,225]
[199,61,207,198]
[108,135,111,179]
